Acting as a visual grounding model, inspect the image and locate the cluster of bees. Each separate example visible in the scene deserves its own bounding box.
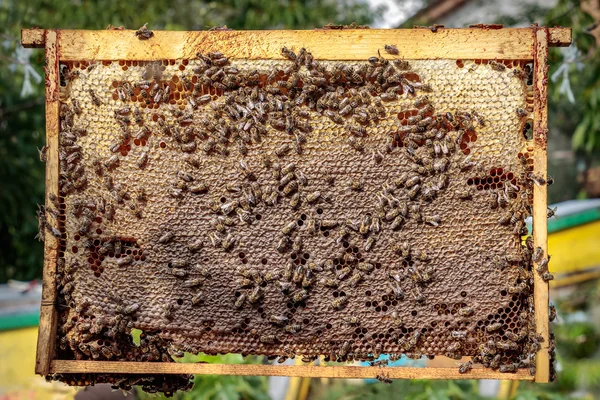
[38,37,558,393]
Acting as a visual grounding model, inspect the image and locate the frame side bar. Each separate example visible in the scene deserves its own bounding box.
[533,27,550,384]
[35,29,61,376]
[56,28,537,61]
[50,360,534,381]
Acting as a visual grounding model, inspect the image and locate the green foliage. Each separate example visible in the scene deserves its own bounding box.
[4,0,376,32]
[310,379,485,400]
[545,0,600,157]
[0,34,45,283]
[0,0,376,283]
[136,353,269,400]
[555,322,599,360]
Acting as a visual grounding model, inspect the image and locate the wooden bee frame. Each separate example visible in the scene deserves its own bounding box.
[22,26,571,383]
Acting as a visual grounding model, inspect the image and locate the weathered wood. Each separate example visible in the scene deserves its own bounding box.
[50,360,534,380]
[54,28,541,61]
[35,29,60,376]
[21,28,45,48]
[533,27,550,384]
[20,27,572,59]
[548,27,572,47]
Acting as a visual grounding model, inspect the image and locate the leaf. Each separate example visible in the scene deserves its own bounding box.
[572,114,590,150]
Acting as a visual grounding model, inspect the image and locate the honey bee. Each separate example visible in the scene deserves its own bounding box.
[489,60,506,72]
[103,154,120,169]
[161,303,174,321]
[171,259,188,269]
[424,215,441,227]
[188,182,208,194]
[284,324,302,334]
[409,286,424,302]
[286,192,300,209]
[88,89,102,106]
[542,272,554,282]
[274,143,291,158]
[134,23,153,39]
[280,172,295,187]
[325,110,344,124]
[333,266,351,281]
[292,289,309,303]
[236,276,254,288]
[281,46,296,61]
[292,264,306,284]
[347,136,364,152]
[281,162,296,175]
[300,190,321,205]
[263,271,281,282]
[547,206,557,218]
[230,292,247,309]
[376,374,393,384]
[321,219,339,229]
[458,307,473,317]
[528,172,546,186]
[486,322,502,333]
[182,277,205,288]
[348,272,365,287]
[293,236,303,253]
[504,331,520,342]
[384,44,399,55]
[306,218,319,235]
[321,277,339,288]
[447,342,462,352]
[516,108,528,117]
[339,104,353,116]
[344,316,360,326]
[282,220,298,236]
[499,364,517,373]
[548,303,557,322]
[453,360,473,375]
[221,234,237,250]
[531,246,544,263]
[248,286,263,304]
[331,295,348,310]
[364,237,375,252]
[158,231,174,244]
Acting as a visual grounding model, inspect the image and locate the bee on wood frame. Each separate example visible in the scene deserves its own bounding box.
[135,23,154,40]
[384,44,399,55]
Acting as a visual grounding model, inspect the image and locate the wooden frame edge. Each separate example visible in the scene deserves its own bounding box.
[21,28,45,48]
[548,27,572,47]
[532,27,551,384]
[50,360,534,380]
[21,27,569,61]
[35,29,61,376]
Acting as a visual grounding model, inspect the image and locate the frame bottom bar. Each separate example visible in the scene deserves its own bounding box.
[50,360,534,380]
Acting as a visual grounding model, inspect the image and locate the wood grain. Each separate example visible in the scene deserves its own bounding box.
[21,28,45,48]
[50,360,534,380]
[35,29,60,376]
[548,27,572,47]
[52,28,545,61]
[533,27,550,384]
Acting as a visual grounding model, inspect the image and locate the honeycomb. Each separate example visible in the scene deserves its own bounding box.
[42,48,550,393]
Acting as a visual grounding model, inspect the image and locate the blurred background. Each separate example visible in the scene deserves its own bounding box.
[1,0,599,399]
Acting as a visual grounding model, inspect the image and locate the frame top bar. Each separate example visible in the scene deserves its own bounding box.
[21,27,571,61]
